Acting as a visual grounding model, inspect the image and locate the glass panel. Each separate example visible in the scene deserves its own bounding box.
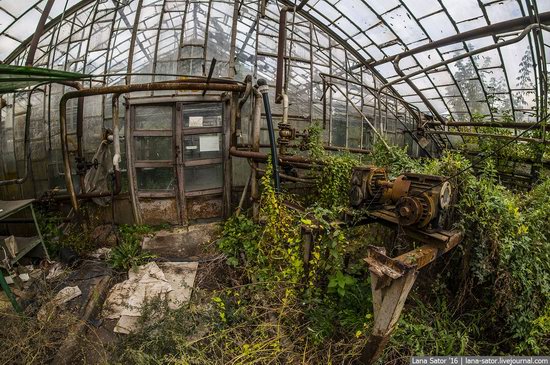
[182,103,222,128]
[183,133,222,160]
[184,164,222,192]
[136,167,175,191]
[134,136,173,160]
[135,105,173,130]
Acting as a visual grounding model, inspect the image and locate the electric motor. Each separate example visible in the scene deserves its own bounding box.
[350,167,454,229]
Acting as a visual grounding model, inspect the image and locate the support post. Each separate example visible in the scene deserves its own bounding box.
[359,270,417,365]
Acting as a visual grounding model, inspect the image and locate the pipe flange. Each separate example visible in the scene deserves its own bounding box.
[439,181,452,209]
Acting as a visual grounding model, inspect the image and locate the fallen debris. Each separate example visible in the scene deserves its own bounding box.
[46,262,66,280]
[103,261,198,334]
[38,286,82,321]
[89,247,112,260]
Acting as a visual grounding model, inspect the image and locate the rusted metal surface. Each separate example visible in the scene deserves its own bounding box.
[381,23,550,94]
[365,246,413,281]
[187,195,223,221]
[275,6,294,104]
[359,228,463,365]
[139,198,179,225]
[229,146,320,165]
[25,0,55,66]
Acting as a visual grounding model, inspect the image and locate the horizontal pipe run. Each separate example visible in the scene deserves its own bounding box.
[427,121,541,130]
[60,81,247,211]
[381,24,550,94]
[426,130,549,144]
[256,168,314,184]
[230,146,321,165]
[236,143,371,155]
[366,11,550,68]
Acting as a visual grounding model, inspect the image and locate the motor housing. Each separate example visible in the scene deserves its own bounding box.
[349,168,454,229]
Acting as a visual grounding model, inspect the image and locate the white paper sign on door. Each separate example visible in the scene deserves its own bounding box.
[189,116,203,127]
[199,135,219,152]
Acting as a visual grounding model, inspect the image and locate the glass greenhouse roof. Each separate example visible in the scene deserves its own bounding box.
[0,0,548,124]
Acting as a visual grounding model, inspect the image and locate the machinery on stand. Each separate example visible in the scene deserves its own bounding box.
[345,166,463,364]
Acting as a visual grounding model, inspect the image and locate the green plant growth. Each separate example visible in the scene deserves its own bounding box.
[113,132,549,363]
[109,224,157,270]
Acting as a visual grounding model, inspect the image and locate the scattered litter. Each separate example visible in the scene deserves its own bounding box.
[89,247,112,260]
[38,286,82,321]
[4,235,17,257]
[103,261,198,334]
[5,273,29,285]
[46,262,66,280]
[54,286,82,304]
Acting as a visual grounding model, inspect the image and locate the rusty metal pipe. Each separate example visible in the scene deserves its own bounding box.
[60,81,247,211]
[366,11,550,68]
[256,167,314,184]
[236,75,253,133]
[426,130,550,144]
[427,121,541,129]
[381,24,550,95]
[230,146,321,165]
[275,6,294,104]
[76,96,85,191]
[392,57,447,125]
[237,143,371,155]
[25,0,55,66]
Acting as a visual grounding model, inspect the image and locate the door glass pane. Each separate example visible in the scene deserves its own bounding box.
[136,167,175,191]
[135,105,172,130]
[182,103,222,127]
[183,133,222,160]
[184,164,222,192]
[135,136,173,160]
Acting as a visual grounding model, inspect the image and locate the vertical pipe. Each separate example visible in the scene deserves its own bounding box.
[257,79,281,192]
[76,96,85,192]
[228,0,240,79]
[60,94,79,211]
[251,88,262,220]
[112,95,121,173]
[275,6,293,104]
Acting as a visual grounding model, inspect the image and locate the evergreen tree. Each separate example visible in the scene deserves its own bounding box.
[513,48,534,120]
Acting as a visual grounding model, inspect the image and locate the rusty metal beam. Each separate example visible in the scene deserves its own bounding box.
[426,130,549,145]
[381,24,550,94]
[427,121,541,129]
[275,6,294,104]
[359,229,463,365]
[366,11,550,68]
[25,0,56,66]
